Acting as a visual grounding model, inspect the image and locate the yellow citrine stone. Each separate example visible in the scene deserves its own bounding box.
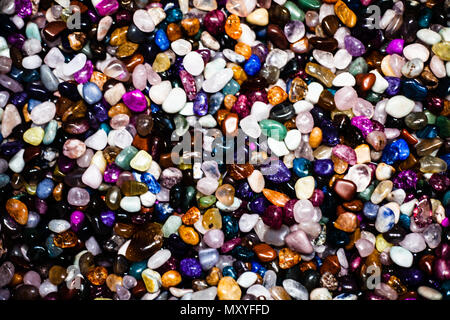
[130,150,153,172]
[334,0,357,28]
[217,276,241,300]
[23,127,45,146]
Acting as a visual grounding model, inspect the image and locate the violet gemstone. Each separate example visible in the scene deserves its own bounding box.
[393,170,418,190]
[7,33,26,49]
[384,76,401,96]
[262,205,283,229]
[15,0,32,18]
[351,116,374,137]
[260,159,291,183]
[58,155,76,173]
[385,39,404,55]
[100,210,116,227]
[193,91,208,116]
[314,159,334,176]
[249,196,269,215]
[179,258,202,278]
[344,35,366,57]
[236,182,254,200]
[122,89,148,112]
[103,163,121,183]
[70,210,85,232]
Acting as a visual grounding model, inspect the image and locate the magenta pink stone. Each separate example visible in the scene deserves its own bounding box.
[95,0,119,16]
[122,89,148,112]
[74,60,94,84]
[220,237,242,253]
[262,205,283,229]
[15,0,32,17]
[231,94,251,118]
[386,39,405,55]
[332,144,357,165]
[70,210,85,232]
[203,9,226,36]
[103,163,121,183]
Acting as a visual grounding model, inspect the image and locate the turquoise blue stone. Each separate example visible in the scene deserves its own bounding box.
[100,123,111,134]
[9,66,24,82]
[244,54,261,76]
[222,216,239,239]
[418,8,432,28]
[222,266,237,279]
[381,139,410,165]
[46,235,63,258]
[155,29,170,51]
[141,172,161,194]
[327,228,350,247]
[23,69,40,82]
[363,202,379,220]
[155,202,174,222]
[0,173,10,188]
[222,79,240,95]
[402,79,427,101]
[129,261,148,280]
[293,158,312,177]
[36,178,54,199]
[441,280,450,300]
[166,8,183,22]
[398,213,411,230]
[231,245,255,261]
[416,125,438,139]
[443,191,450,207]
[209,92,225,115]
[43,120,58,145]
[82,82,102,104]
[25,22,41,41]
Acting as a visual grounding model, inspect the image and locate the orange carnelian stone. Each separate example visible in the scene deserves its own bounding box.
[225,14,242,40]
[182,207,201,225]
[6,198,28,225]
[262,188,290,207]
[267,86,288,105]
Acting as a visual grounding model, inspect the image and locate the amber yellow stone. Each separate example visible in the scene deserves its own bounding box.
[234,42,252,60]
[229,63,247,84]
[334,0,357,28]
[53,230,78,248]
[202,208,222,230]
[262,188,290,207]
[90,71,108,90]
[217,276,241,300]
[267,86,288,105]
[334,212,358,232]
[110,26,128,46]
[375,234,392,252]
[161,270,182,288]
[87,266,108,285]
[215,184,235,206]
[206,267,222,286]
[309,127,323,148]
[152,53,171,72]
[116,41,139,58]
[6,198,28,225]
[289,77,308,102]
[106,274,123,292]
[278,248,301,269]
[178,225,200,245]
[182,207,201,225]
[108,103,131,118]
[48,265,67,285]
[225,14,242,40]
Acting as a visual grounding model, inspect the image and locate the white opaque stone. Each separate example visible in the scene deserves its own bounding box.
[162,87,187,114]
[239,213,260,232]
[416,29,441,45]
[147,249,171,269]
[149,80,172,105]
[183,51,204,76]
[385,95,415,118]
[171,39,192,56]
[81,164,103,189]
[369,69,389,93]
[63,53,86,76]
[140,191,157,207]
[390,246,413,268]
[48,219,71,233]
[267,137,289,157]
[237,272,258,288]
[30,101,56,125]
[305,82,323,104]
[202,68,234,93]
[403,43,430,62]
[284,129,301,150]
[120,196,141,212]
[84,129,107,150]
[332,72,355,87]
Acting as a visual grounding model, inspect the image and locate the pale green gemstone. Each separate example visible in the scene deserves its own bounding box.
[198,195,216,209]
[348,57,368,76]
[162,215,182,238]
[115,146,138,170]
[358,184,375,201]
[284,1,305,21]
[43,120,58,145]
[424,110,437,124]
[0,37,8,51]
[81,41,93,59]
[26,22,41,41]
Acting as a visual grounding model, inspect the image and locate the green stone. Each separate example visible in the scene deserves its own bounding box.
[348,57,368,76]
[115,146,139,170]
[358,184,375,201]
[43,120,58,145]
[365,91,382,103]
[424,110,436,124]
[25,22,41,41]
[162,215,182,238]
[174,114,189,136]
[259,119,287,140]
[296,0,321,11]
[222,79,240,95]
[436,115,450,138]
[284,1,305,21]
[198,195,216,209]
[129,261,148,280]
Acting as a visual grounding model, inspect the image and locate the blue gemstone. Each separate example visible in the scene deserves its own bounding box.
[155,203,174,222]
[248,196,269,215]
[141,172,161,194]
[222,215,239,239]
[180,258,203,278]
[416,125,438,139]
[36,178,54,199]
[82,82,102,104]
[236,181,254,200]
[251,261,263,273]
[244,54,261,76]
[418,8,432,28]
[313,159,334,176]
[260,159,291,183]
[155,29,170,51]
[293,158,312,178]
[222,266,237,279]
[398,213,411,230]
[166,8,183,23]
[363,202,379,220]
[129,261,148,280]
[193,91,209,116]
[381,139,410,165]
[100,210,116,227]
[209,92,225,115]
[402,79,427,101]
[99,123,110,134]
